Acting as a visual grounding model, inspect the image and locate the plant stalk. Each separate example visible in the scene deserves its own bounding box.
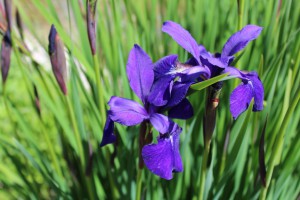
[198,140,211,200]
[93,55,106,128]
[198,86,221,200]
[136,168,143,200]
[65,95,85,164]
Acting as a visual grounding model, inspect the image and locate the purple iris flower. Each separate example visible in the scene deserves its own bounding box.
[100,44,186,179]
[162,21,264,119]
[148,54,211,107]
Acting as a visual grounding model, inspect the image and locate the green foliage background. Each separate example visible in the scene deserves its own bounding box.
[0,0,299,199]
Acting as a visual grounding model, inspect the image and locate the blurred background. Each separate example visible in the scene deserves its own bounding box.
[0,0,299,199]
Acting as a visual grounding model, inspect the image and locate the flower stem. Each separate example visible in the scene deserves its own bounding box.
[198,140,211,200]
[136,168,143,200]
[135,122,149,200]
[236,0,245,70]
[93,55,106,128]
[237,0,245,31]
[65,95,85,164]
[198,86,220,200]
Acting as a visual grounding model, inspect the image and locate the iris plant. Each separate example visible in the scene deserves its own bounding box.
[101,44,193,180]
[100,21,264,180]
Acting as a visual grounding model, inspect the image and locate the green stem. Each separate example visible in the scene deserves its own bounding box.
[65,95,85,164]
[41,120,63,177]
[136,168,143,200]
[105,149,120,200]
[93,55,106,128]
[198,141,211,200]
[259,87,300,200]
[237,0,245,31]
[236,0,245,71]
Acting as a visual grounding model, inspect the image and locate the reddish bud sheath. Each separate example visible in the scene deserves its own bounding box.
[1,30,12,84]
[4,0,12,31]
[48,25,67,95]
[86,0,97,55]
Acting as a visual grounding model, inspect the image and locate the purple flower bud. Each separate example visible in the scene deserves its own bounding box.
[4,0,12,31]
[86,0,97,55]
[48,25,67,95]
[0,3,6,31]
[1,30,12,84]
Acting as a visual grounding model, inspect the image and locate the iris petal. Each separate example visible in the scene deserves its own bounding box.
[142,123,183,180]
[230,83,254,119]
[100,117,116,147]
[153,54,178,78]
[168,98,194,119]
[108,96,149,126]
[150,113,172,134]
[222,25,263,57]
[224,67,264,115]
[126,44,154,103]
[148,76,173,106]
[162,21,201,64]
[167,82,192,107]
[245,72,264,111]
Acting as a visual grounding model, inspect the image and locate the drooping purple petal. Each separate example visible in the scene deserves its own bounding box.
[221,25,263,57]
[230,83,253,119]
[168,98,194,119]
[162,21,201,64]
[245,72,264,111]
[148,76,173,106]
[126,44,154,103]
[108,96,149,126]
[100,117,116,147]
[153,54,178,78]
[224,67,264,113]
[166,82,193,107]
[222,66,244,78]
[142,123,183,180]
[169,124,183,172]
[149,113,172,134]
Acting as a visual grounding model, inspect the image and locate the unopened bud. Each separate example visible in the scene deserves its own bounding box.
[1,30,12,84]
[48,25,67,95]
[203,86,222,144]
[86,0,97,55]
[4,0,12,31]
